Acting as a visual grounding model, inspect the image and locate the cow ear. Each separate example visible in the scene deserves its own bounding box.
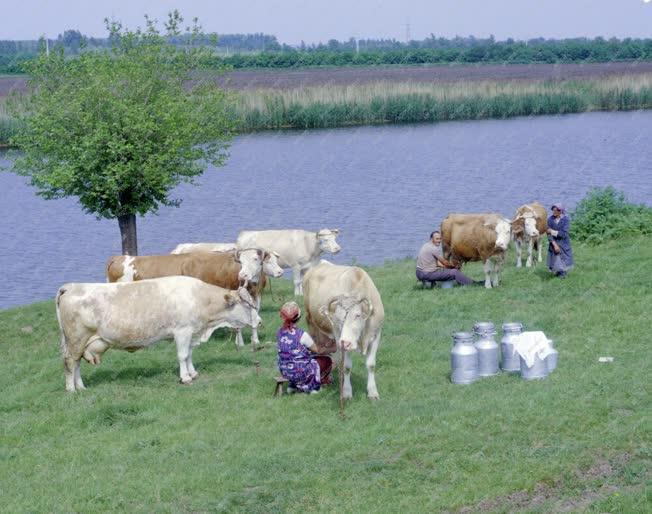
[361,298,373,319]
[224,293,236,306]
[234,250,241,263]
[331,228,340,235]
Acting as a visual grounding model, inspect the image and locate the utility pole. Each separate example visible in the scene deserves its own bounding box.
[355,37,359,54]
[405,19,411,44]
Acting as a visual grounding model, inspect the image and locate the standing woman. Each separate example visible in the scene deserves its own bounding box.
[277,301,334,394]
[546,203,574,278]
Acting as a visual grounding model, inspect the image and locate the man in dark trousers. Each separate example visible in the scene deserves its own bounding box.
[416,231,475,286]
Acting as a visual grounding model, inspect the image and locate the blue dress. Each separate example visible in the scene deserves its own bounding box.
[277,327,321,393]
[547,214,574,275]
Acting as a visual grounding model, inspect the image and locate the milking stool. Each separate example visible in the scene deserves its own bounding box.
[273,376,289,397]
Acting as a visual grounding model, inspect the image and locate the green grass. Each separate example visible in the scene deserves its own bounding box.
[1,237,650,512]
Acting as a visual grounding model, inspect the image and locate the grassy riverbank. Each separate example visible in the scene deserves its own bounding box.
[1,236,650,512]
[1,73,651,146]
[235,73,652,129]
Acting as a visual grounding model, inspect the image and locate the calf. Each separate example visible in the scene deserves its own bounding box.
[511,202,548,267]
[56,276,261,391]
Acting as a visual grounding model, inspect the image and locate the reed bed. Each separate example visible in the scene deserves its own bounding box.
[233,73,652,130]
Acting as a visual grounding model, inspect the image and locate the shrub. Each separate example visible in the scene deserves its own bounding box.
[571,187,652,243]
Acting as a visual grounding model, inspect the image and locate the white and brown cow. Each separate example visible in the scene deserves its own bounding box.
[171,242,237,255]
[511,202,548,268]
[106,249,283,350]
[441,213,512,289]
[303,261,384,400]
[237,229,341,296]
[55,276,262,391]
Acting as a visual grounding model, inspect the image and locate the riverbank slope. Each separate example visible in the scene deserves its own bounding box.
[1,236,649,512]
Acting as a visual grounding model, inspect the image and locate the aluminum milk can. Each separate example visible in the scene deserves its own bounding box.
[520,352,549,380]
[546,341,559,373]
[450,332,479,384]
[501,322,523,373]
[473,321,500,377]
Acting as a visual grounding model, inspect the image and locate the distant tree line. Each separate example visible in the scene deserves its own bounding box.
[1,33,652,73]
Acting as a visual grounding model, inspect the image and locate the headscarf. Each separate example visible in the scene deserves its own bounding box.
[279,301,301,329]
[550,202,565,214]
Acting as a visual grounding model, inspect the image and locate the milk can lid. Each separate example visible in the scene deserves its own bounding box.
[502,322,523,331]
[452,331,474,342]
[473,321,496,335]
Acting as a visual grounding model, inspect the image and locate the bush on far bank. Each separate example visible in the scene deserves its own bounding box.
[571,186,652,244]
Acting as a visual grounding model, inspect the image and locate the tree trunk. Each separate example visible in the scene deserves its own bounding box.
[117,214,138,255]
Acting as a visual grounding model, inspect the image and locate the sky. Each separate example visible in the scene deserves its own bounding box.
[2,0,652,44]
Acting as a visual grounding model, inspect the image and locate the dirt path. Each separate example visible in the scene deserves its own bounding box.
[2,61,652,95]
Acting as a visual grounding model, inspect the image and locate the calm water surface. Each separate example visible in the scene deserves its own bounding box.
[1,111,650,309]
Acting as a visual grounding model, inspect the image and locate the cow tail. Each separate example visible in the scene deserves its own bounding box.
[55,287,71,359]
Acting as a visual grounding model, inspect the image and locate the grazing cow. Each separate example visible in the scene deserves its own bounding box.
[511,202,548,268]
[441,213,512,289]
[106,250,283,350]
[237,229,341,295]
[302,261,384,399]
[55,276,262,391]
[171,242,237,255]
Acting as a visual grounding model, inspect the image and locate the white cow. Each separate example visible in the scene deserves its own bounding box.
[237,229,341,295]
[303,262,384,399]
[171,242,237,254]
[511,202,548,268]
[56,276,262,391]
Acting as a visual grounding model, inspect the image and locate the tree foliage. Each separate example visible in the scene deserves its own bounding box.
[8,11,235,253]
[571,187,652,244]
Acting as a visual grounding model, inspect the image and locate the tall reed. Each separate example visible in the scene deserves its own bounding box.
[233,73,652,130]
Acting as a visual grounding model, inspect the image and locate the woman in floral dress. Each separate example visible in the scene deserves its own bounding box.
[277,301,334,394]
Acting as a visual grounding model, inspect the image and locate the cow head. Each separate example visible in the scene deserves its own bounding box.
[223,289,262,328]
[262,251,284,278]
[317,228,341,254]
[512,212,538,238]
[319,294,372,352]
[235,248,263,282]
[488,218,512,251]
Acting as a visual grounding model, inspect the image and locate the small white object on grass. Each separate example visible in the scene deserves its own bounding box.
[598,357,614,363]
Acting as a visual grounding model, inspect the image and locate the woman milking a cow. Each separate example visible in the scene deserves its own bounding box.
[547,202,574,278]
[276,301,336,394]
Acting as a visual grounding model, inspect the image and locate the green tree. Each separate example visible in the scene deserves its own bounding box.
[8,11,234,255]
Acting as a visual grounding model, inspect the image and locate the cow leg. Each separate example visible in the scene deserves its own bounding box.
[483,259,493,288]
[74,361,85,390]
[537,236,543,263]
[292,265,303,296]
[343,350,353,399]
[492,254,505,287]
[186,345,199,380]
[515,239,523,267]
[250,296,261,351]
[526,237,534,267]
[365,330,382,400]
[64,357,79,392]
[174,329,193,384]
[235,329,245,349]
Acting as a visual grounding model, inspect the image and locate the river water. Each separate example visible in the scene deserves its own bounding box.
[1,110,650,309]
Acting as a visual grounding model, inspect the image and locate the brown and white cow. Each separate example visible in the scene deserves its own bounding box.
[171,242,237,255]
[237,229,341,296]
[511,202,548,268]
[303,261,384,399]
[106,249,283,350]
[441,213,512,289]
[55,276,262,391]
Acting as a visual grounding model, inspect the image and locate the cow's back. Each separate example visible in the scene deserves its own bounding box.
[237,230,313,268]
[442,213,505,261]
[106,252,242,289]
